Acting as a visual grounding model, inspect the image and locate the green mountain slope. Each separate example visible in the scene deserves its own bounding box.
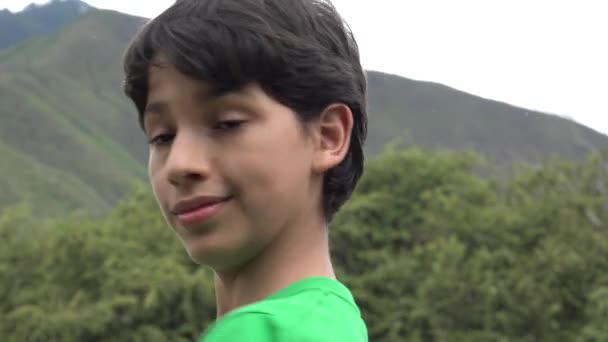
[0,0,91,51]
[0,8,607,216]
[366,72,608,163]
[0,10,148,215]
[0,141,108,215]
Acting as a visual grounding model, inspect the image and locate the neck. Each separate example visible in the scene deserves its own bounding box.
[213,214,335,318]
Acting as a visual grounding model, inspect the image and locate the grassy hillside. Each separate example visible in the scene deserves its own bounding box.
[0,10,148,216]
[0,141,109,216]
[0,8,607,216]
[0,0,91,51]
[366,72,608,163]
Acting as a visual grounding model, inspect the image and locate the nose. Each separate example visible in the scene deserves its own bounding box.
[165,130,211,188]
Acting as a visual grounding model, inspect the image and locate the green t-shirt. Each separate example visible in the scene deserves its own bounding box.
[200,277,368,341]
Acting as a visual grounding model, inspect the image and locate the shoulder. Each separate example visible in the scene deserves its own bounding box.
[202,294,367,342]
[202,310,367,342]
[201,311,280,341]
[202,278,368,341]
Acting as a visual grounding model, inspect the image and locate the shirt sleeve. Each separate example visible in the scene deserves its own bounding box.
[201,312,279,342]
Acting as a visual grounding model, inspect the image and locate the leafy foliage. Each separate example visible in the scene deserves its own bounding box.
[332,149,608,341]
[2,149,608,341]
[0,188,216,341]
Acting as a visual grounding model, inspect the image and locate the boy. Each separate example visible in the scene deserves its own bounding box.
[122,0,368,340]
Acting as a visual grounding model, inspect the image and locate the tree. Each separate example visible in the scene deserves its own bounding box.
[2,148,608,341]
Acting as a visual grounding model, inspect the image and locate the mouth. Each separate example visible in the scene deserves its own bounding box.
[171,195,231,228]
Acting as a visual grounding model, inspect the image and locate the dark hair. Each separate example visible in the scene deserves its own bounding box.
[122,0,367,222]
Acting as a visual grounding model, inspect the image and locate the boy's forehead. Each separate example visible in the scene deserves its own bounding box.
[145,56,259,108]
[150,52,183,68]
[148,55,260,98]
[147,53,177,82]
[147,54,172,85]
[147,54,213,95]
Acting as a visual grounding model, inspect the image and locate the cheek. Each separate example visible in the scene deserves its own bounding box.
[148,155,172,220]
[232,131,312,212]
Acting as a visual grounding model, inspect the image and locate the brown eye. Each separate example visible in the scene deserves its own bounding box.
[214,120,245,130]
[148,133,175,146]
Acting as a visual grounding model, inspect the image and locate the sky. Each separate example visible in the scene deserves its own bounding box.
[2,0,607,135]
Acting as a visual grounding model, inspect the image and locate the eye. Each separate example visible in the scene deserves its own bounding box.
[214,120,245,130]
[148,133,175,146]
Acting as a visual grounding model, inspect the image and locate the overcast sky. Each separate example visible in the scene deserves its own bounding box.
[3,0,607,134]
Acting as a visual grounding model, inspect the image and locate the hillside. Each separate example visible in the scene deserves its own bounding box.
[0,9,148,216]
[1,7,607,216]
[0,0,91,51]
[366,72,608,163]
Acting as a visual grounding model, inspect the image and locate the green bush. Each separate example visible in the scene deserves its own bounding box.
[332,149,608,341]
[2,148,607,341]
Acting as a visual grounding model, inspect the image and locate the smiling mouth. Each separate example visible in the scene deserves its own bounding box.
[172,196,231,228]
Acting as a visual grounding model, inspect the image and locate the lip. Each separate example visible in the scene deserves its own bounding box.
[171,195,230,227]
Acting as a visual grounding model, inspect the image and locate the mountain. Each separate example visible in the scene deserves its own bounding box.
[366,72,608,163]
[0,0,91,51]
[0,9,147,216]
[1,8,607,216]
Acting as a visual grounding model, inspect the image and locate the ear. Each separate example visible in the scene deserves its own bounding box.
[312,103,353,174]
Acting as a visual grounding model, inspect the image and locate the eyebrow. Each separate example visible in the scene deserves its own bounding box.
[143,101,169,117]
[140,85,253,129]
[139,101,165,132]
[142,86,226,118]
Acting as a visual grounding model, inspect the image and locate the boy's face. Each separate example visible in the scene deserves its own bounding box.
[143,56,321,269]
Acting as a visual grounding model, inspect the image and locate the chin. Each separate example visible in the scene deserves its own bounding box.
[186,240,258,272]
[184,242,231,268]
[184,242,213,265]
[186,252,206,265]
